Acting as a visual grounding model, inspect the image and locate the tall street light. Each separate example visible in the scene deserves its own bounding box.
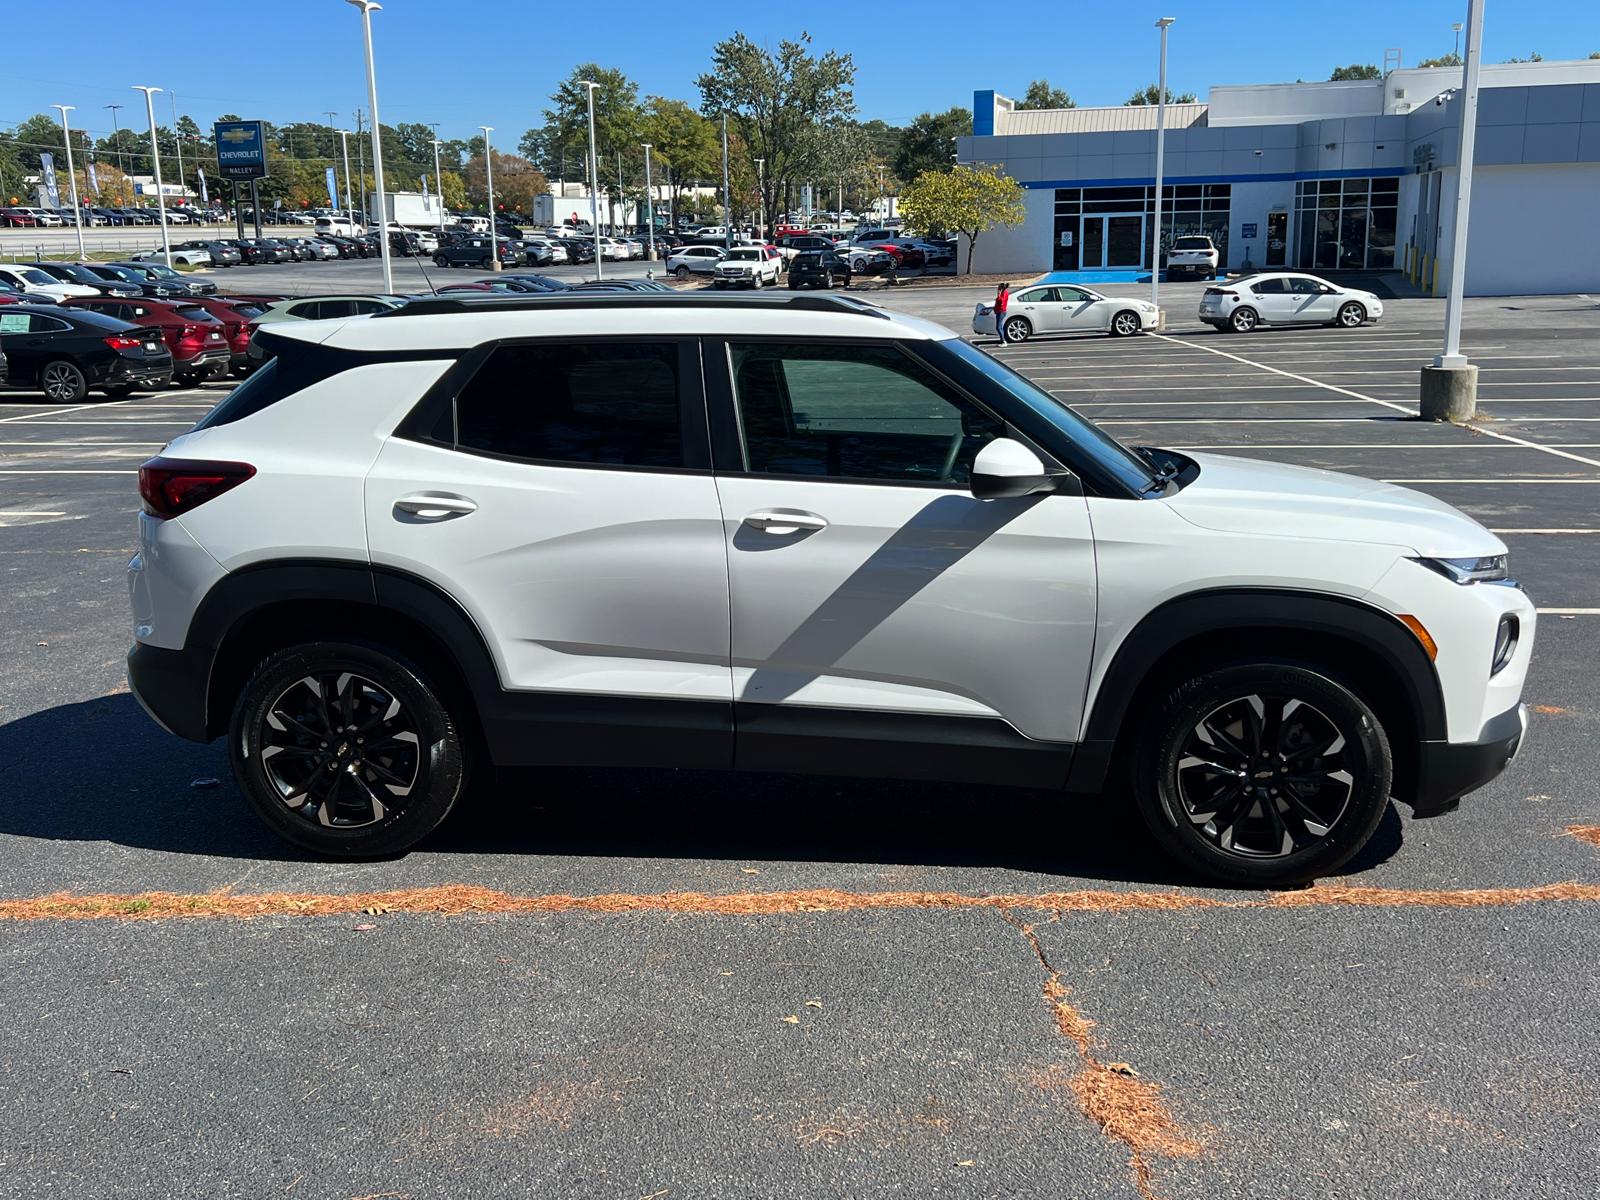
[754,157,764,239]
[480,126,498,271]
[721,114,731,248]
[1152,17,1175,315]
[132,87,172,268]
[336,130,354,218]
[578,80,602,278]
[104,104,125,174]
[640,142,655,260]
[347,0,393,293]
[431,138,445,235]
[1422,0,1486,421]
[52,105,87,259]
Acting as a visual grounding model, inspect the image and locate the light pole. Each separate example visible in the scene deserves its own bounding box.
[132,87,172,267]
[347,0,393,293]
[52,106,87,259]
[1453,22,1464,60]
[578,80,602,278]
[480,126,498,270]
[754,157,764,239]
[104,104,125,175]
[721,114,731,248]
[1152,17,1175,314]
[1422,0,1486,420]
[431,138,445,234]
[324,110,342,213]
[169,93,187,209]
[641,142,655,260]
[336,130,354,219]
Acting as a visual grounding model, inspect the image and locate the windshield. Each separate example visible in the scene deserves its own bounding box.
[144,264,181,278]
[1172,237,1211,250]
[727,250,760,260]
[18,268,56,285]
[937,338,1161,494]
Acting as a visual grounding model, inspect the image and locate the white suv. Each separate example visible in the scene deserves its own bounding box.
[1165,235,1219,280]
[126,292,1533,884]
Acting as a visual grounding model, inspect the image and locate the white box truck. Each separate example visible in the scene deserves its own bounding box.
[367,191,446,229]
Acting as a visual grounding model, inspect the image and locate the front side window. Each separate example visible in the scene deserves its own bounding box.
[456,342,682,468]
[729,342,1000,485]
[1289,277,1324,294]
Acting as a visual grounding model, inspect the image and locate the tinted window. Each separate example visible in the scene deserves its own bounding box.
[1251,278,1286,294]
[1015,288,1055,304]
[349,299,390,314]
[455,342,682,468]
[1289,277,1324,294]
[0,313,70,334]
[730,343,1000,485]
[287,302,323,319]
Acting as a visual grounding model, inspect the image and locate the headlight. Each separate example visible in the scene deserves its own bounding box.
[1412,554,1510,584]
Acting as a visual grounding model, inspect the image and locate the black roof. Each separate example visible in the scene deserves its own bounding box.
[5,303,139,331]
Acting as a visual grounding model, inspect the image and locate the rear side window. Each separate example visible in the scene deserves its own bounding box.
[455,343,682,468]
[1251,278,1286,294]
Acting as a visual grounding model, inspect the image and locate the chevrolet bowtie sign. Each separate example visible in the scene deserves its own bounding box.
[214,120,267,180]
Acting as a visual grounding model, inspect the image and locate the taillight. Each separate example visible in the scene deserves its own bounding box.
[138,456,255,518]
[180,323,203,338]
[104,335,142,350]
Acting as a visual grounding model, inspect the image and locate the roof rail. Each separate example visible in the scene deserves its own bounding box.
[372,291,891,320]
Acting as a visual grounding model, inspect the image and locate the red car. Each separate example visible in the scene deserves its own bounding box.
[862,241,927,270]
[1,209,38,228]
[61,296,231,385]
[182,296,272,376]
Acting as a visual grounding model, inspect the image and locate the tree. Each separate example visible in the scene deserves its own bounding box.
[6,113,93,171]
[438,169,466,212]
[464,150,548,213]
[1417,53,1462,68]
[893,107,971,183]
[696,30,855,235]
[1016,80,1075,110]
[637,97,719,227]
[1502,52,1543,63]
[899,162,1024,275]
[545,64,642,229]
[1328,64,1382,80]
[1126,84,1197,105]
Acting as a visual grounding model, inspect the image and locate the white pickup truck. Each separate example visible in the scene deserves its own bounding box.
[1165,235,1220,281]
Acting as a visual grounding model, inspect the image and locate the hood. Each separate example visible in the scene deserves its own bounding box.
[1167,452,1504,557]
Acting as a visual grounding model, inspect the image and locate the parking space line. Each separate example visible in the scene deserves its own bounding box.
[1493,529,1600,534]
[1537,608,1600,614]
[0,469,138,475]
[1148,333,1600,470]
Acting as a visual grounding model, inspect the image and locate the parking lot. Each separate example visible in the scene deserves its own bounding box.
[2,288,1598,1198]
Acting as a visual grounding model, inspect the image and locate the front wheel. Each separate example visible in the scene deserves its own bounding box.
[675,266,689,280]
[1229,305,1260,333]
[1131,661,1392,886]
[1002,315,1032,343]
[433,255,449,268]
[1109,310,1143,337]
[1337,301,1366,328]
[229,640,468,858]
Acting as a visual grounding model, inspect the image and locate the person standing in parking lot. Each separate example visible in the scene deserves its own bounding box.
[995,283,1011,343]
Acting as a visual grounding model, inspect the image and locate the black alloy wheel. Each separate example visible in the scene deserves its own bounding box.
[1228,306,1259,333]
[41,360,88,403]
[230,640,467,857]
[1132,661,1391,886]
[1337,301,1366,328]
[1110,310,1143,337]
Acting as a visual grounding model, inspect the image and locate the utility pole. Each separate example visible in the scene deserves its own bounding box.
[1152,17,1175,315]
[355,109,367,226]
[641,142,655,260]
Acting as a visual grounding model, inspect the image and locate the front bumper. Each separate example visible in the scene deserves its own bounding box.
[1410,702,1529,817]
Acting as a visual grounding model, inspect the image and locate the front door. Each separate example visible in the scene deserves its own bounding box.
[1288,276,1341,322]
[1056,286,1111,333]
[1106,215,1144,268]
[710,339,1098,781]
[364,339,733,766]
[1081,217,1105,269]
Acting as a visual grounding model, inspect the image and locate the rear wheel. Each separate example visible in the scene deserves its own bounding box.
[1228,305,1260,333]
[229,640,468,858]
[1131,660,1392,886]
[41,360,88,403]
[1337,301,1366,328]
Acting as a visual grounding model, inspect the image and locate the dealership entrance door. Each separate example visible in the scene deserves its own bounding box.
[1080,214,1144,269]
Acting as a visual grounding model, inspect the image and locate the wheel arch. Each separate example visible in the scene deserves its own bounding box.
[1066,588,1446,801]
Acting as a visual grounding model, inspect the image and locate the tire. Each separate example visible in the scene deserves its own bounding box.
[675,266,689,280]
[433,254,449,268]
[229,640,468,858]
[1002,315,1032,343]
[1110,310,1143,338]
[1337,301,1366,328]
[478,258,493,270]
[751,273,763,289]
[1229,305,1260,333]
[1131,660,1392,887]
[40,359,88,403]
[713,280,727,289]
[789,279,801,290]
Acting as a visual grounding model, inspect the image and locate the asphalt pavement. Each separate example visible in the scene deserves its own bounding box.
[1,281,1597,1199]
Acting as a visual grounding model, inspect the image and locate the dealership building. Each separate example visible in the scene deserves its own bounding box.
[955,58,1600,295]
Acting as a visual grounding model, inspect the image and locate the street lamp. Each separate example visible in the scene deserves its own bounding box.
[1152,17,1175,314]
[578,80,602,278]
[431,138,445,235]
[754,157,764,239]
[1423,0,1486,420]
[1453,22,1464,60]
[346,0,393,293]
[640,142,655,260]
[132,87,172,268]
[480,126,498,271]
[721,114,731,248]
[104,104,126,175]
[52,105,87,259]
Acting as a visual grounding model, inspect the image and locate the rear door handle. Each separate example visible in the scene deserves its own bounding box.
[743,509,827,534]
[393,492,477,521]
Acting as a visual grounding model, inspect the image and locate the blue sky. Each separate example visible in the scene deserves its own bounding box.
[3,0,1595,145]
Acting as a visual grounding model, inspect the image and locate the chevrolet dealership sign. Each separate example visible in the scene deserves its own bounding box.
[214,121,267,180]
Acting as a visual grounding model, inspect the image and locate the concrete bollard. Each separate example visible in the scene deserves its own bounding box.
[1420,365,1478,421]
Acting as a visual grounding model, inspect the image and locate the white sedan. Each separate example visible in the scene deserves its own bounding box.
[0,263,99,302]
[972,284,1161,341]
[1198,273,1384,333]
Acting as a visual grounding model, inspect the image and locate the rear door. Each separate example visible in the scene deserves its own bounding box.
[1010,286,1063,333]
[708,338,1097,780]
[1247,277,1293,322]
[364,337,733,767]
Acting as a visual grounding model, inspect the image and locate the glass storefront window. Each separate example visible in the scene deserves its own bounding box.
[1294,176,1401,270]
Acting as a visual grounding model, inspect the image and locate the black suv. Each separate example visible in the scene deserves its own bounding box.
[787,250,852,289]
[29,262,143,298]
[432,237,519,269]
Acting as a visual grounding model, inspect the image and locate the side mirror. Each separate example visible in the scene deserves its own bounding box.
[971,438,1055,500]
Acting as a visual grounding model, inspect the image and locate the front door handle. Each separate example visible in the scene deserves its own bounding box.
[743,509,827,534]
[393,492,477,521]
